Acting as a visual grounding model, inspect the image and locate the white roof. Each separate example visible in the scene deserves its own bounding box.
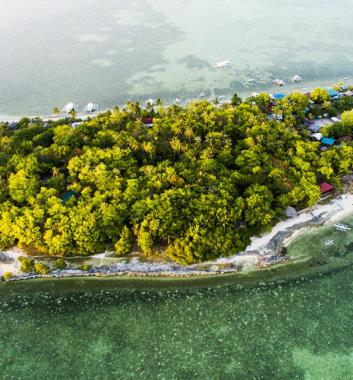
[331,117,340,122]
[311,133,323,141]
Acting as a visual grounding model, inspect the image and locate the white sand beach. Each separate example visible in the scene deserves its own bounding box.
[214,193,353,267]
[247,194,353,252]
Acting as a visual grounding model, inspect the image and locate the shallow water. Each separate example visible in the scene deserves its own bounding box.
[1,218,353,379]
[1,0,353,116]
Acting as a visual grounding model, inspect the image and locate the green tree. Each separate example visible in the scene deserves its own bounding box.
[52,107,60,115]
[19,257,35,273]
[2,272,12,281]
[54,258,67,269]
[115,226,132,256]
[311,88,330,104]
[34,262,50,275]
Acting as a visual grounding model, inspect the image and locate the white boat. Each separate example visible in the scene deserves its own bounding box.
[215,60,232,69]
[334,224,351,231]
[291,75,303,83]
[324,240,334,246]
[272,79,286,86]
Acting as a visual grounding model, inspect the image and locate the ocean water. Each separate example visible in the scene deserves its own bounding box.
[1,218,353,379]
[1,0,353,116]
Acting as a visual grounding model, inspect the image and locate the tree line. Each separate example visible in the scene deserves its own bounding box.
[1,89,353,264]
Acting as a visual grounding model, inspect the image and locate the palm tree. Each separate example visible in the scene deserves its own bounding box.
[69,108,77,120]
[52,107,60,115]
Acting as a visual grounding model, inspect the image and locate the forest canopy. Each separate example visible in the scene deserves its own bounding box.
[0,90,353,264]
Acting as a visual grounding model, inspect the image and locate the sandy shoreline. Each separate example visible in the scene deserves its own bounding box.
[1,194,353,282]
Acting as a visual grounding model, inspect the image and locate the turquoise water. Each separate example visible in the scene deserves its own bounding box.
[2,219,353,379]
[2,0,353,116]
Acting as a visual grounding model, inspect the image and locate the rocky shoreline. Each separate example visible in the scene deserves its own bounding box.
[1,194,352,283]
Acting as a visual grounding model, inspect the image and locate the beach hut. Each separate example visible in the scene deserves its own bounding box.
[285,206,298,219]
[62,102,78,114]
[321,137,336,146]
[320,182,334,195]
[145,99,154,107]
[84,103,98,113]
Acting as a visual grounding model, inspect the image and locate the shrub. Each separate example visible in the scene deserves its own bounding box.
[34,263,50,275]
[18,256,35,273]
[79,264,92,272]
[54,258,67,270]
[115,226,132,257]
[2,272,13,281]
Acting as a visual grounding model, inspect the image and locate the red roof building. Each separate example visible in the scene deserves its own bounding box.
[320,182,334,194]
[143,117,154,125]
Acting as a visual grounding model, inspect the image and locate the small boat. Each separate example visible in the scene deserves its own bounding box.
[291,75,303,83]
[215,60,232,69]
[334,224,351,231]
[272,79,286,86]
[324,240,334,246]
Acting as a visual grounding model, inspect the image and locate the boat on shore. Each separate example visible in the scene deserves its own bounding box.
[215,60,232,69]
[291,75,303,83]
[334,224,351,231]
[272,79,285,86]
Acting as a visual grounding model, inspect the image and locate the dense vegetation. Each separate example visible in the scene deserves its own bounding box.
[1,89,353,264]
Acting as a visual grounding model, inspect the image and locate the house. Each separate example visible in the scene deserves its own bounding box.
[337,136,352,144]
[320,182,334,195]
[62,190,77,203]
[331,116,340,123]
[272,93,286,100]
[143,117,154,127]
[327,88,340,99]
[308,118,333,133]
[321,137,336,146]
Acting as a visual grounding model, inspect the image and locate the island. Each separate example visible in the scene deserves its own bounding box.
[1,85,353,281]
